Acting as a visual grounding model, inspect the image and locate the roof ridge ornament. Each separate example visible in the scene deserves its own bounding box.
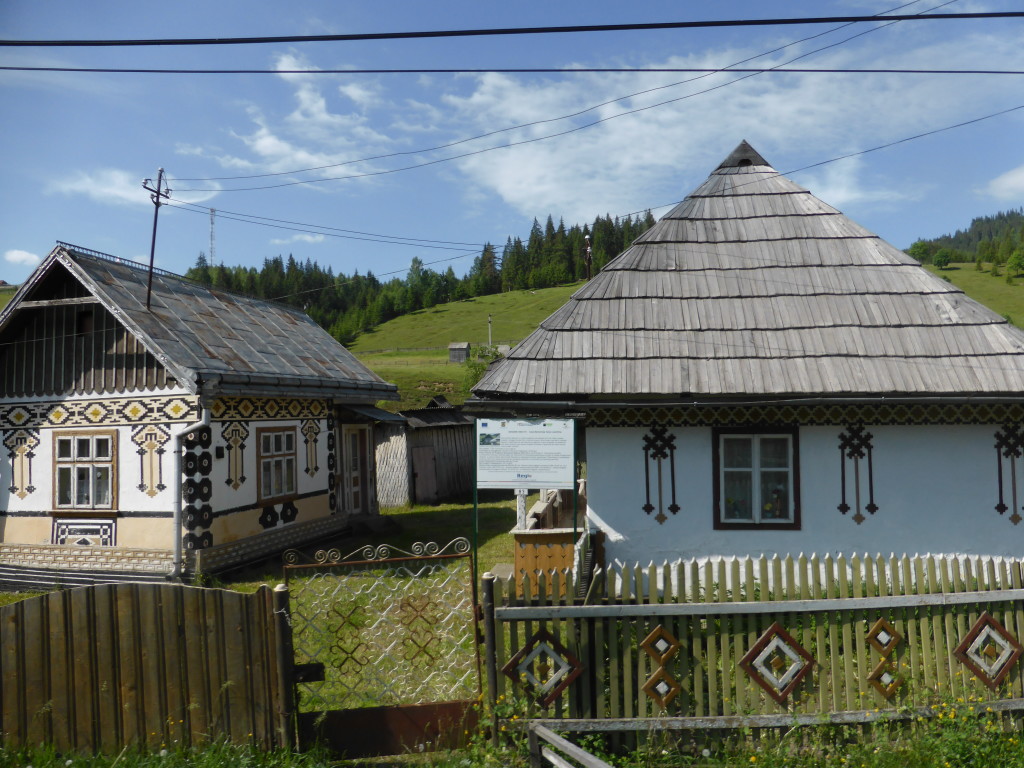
[716,140,771,170]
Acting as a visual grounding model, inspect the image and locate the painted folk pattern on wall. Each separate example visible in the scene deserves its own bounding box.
[588,402,1024,429]
[181,426,214,551]
[1,395,198,430]
[2,394,197,507]
[4,428,39,499]
[995,423,1024,525]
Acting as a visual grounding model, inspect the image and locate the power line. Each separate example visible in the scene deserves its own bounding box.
[170,200,486,246]
[2,12,1021,47]
[5,65,1022,76]
[173,6,984,192]
[170,0,945,184]
[166,202,485,252]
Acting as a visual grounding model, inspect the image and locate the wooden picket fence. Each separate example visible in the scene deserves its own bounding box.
[0,583,293,753]
[483,554,1024,730]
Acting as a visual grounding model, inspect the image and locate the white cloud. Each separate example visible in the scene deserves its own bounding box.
[47,168,219,207]
[434,32,1024,225]
[48,169,150,207]
[270,234,325,245]
[982,164,1024,201]
[798,157,910,211]
[5,249,41,266]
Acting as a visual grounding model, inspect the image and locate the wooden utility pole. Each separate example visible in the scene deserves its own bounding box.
[142,168,171,310]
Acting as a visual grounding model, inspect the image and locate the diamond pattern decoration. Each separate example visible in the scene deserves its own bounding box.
[740,622,815,705]
[503,627,583,707]
[642,667,682,709]
[641,625,681,665]
[640,625,682,710]
[865,617,904,699]
[867,617,902,657]
[867,657,904,699]
[954,611,1023,690]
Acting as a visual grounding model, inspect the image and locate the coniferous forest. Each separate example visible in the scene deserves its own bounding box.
[185,211,655,344]
[906,209,1024,269]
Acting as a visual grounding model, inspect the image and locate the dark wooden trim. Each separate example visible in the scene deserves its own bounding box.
[48,510,118,520]
[17,297,101,308]
[712,424,800,531]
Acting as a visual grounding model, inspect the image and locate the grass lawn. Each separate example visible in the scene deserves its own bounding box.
[925,262,1023,326]
[348,283,581,355]
[210,497,516,593]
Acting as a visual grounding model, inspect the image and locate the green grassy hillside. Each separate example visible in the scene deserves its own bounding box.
[0,286,16,310]
[352,283,581,410]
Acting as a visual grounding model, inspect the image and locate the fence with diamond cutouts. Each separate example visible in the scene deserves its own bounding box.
[284,539,480,757]
[483,554,1024,731]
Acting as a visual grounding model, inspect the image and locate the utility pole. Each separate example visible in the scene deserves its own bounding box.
[209,208,216,267]
[142,168,171,310]
[584,234,592,280]
[488,313,492,346]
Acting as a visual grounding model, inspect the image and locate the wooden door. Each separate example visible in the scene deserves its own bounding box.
[342,426,369,514]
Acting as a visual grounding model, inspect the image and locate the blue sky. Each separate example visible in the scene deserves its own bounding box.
[2,1,1023,287]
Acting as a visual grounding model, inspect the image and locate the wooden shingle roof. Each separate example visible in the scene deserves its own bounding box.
[474,141,1024,401]
[1,244,397,401]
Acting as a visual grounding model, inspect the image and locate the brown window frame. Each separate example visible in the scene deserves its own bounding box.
[257,426,298,503]
[712,425,800,531]
[53,429,118,512]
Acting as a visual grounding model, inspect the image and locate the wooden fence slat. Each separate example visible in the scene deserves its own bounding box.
[71,583,100,750]
[93,586,121,753]
[44,590,70,750]
[20,597,45,746]
[690,559,705,719]
[1012,562,1024,697]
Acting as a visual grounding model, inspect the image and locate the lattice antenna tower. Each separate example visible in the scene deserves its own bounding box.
[209,208,216,267]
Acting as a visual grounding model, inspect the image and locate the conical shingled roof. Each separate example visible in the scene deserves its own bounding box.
[474,142,1024,400]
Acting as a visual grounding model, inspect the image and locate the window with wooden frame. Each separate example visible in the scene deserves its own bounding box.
[713,427,800,530]
[257,427,297,502]
[54,430,117,511]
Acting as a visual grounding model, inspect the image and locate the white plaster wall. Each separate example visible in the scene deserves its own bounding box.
[207,417,331,514]
[586,424,1017,566]
[1,423,173,516]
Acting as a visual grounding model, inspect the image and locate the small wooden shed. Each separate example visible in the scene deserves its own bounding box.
[448,341,471,363]
[373,396,475,506]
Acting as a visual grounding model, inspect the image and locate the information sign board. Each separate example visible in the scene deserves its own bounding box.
[475,418,575,489]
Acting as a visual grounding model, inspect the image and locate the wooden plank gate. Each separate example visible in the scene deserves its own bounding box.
[283,538,481,758]
[0,583,289,753]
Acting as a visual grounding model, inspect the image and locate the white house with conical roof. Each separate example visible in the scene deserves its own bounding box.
[471,142,1024,566]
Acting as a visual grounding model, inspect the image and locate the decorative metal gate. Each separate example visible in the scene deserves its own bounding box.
[283,538,480,758]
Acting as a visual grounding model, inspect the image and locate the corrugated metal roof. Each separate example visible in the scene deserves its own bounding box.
[5,244,397,401]
[474,141,1024,401]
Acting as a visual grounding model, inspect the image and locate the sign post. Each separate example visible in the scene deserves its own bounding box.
[474,418,576,584]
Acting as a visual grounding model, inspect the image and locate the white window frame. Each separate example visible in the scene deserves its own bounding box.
[54,430,117,511]
[715,430,799,529]
[257,427,297,502]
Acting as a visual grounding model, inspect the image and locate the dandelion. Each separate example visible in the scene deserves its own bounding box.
[702,748,711,757]
[159,749,168,758]
[749,757,757,764]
